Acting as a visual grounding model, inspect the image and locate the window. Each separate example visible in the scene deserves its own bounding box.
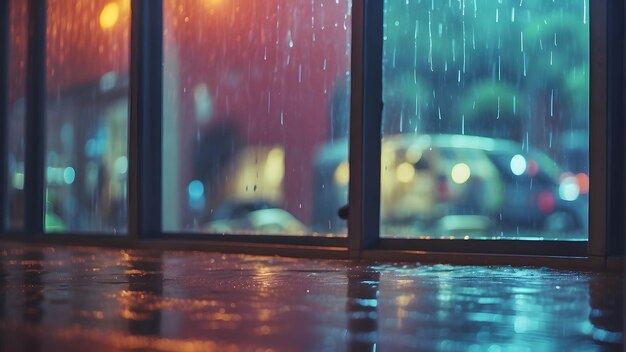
[6,0,28,231]
[1,1,622,262]
[380,0,589,241]
[162,0,352,236]
[45,0,130,233]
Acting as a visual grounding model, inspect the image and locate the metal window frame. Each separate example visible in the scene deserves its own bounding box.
[129,0,163,240]
[23,0,46,237]
[0,0,8,234]
[347,0,383,255]
[0,0,622,266]
[361,0,618,259]
[588,0,609,258]
[604,0,625,257]
[588,0,625,259]
[150,0,379,250]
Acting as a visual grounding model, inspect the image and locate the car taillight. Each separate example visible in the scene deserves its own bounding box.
[537,191,555,214]
[576,173,589,194]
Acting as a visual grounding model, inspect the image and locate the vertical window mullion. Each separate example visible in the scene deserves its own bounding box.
[588,0,608,257]
[24,0,46,236]
[348,0,383,255]
[129,0,163,239]
[0,0,8,234]
[605,0,625,256]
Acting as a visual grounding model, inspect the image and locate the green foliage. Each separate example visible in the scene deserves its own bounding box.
[382,0,589,140]
[456,81,524,139]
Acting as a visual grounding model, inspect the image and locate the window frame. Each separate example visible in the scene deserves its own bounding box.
[0,0,7,235]
[353,0,620,259]
[0,0,623,266]
[23,0,46,237]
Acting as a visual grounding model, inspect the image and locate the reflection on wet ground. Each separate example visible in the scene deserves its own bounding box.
[0,243,622,351]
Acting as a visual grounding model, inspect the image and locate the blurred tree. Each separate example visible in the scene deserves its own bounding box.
[381,0,589,155]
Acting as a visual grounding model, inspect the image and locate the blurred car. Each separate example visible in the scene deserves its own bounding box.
[482,143,587,236]
[203,199,309,235]
[312,134,587,238]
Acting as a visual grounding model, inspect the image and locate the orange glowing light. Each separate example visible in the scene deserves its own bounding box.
[576,173,589,194]
[99,2,120,29]
[200,0,226,14]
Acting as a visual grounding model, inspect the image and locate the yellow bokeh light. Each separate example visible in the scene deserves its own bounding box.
[396,162,415,183]
[451,163,471,184]
[264,147,285,187]
[100,2,120,29]
[405,144,423,164]
[334,161,350,186]
[203,0,224,7]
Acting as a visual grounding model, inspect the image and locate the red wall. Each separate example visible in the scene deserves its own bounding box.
[165,0,351,223]
[10,0,351,224]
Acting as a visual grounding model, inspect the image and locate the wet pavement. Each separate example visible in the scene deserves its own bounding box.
[0,243,623,351]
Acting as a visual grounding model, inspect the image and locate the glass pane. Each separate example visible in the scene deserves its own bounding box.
[6,0,28,231]
[381,0,589,240]
[163,0,352,235]
[45,0,130,233]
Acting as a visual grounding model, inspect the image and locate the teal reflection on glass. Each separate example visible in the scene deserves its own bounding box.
[380,0,589,240]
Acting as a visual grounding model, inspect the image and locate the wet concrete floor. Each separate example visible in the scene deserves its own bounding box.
[0,242,623,351]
